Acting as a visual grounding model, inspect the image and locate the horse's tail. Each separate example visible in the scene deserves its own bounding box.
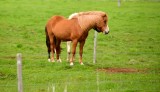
[45,26,51,59]
[45,26,50,48]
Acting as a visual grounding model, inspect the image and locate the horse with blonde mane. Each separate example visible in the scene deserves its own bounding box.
[45,11,109,65]
[66,11,110,62]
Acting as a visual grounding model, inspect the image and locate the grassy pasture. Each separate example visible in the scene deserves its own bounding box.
[0,0,160,92]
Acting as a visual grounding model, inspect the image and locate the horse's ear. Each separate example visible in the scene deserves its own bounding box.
[102,13,107,17]
[103,14,108,20]
[102,15,106,18]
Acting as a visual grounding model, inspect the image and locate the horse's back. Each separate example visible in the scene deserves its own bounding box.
[46,16,65,27]
[50,16,65,23]
[46,15,65,32]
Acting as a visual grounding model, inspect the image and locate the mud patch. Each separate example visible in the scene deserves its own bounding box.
[97,68,145,73]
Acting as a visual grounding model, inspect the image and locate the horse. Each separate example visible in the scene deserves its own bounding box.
[66,11,110,61]
[45,11,109,65]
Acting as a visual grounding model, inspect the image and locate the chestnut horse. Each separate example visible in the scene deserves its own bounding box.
[66,11,110,61]
[45,11,109,65]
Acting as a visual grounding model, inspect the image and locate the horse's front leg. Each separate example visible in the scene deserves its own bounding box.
[79,41,85,65]
[70,40,78,66]
[66,41,71,61]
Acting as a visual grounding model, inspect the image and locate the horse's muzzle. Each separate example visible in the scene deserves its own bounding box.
[104,25,109,35]
[104,31,109,34]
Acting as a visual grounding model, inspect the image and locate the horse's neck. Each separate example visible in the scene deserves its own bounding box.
[78,15,98,31]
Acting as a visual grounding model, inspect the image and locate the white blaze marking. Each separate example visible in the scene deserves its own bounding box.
[104,25,109,34]
[107,25,109,31]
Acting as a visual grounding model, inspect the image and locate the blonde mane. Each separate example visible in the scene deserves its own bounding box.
[68,13,79,19]
[68,11,107,30]
[68,11,106,20]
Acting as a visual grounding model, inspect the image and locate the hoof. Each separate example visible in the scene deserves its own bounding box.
[67,58,69,61]
[80,62,84,65]
[51,60,55,62]
[48,59,51,62]
[70,62,74,66]
[57,59,62,62]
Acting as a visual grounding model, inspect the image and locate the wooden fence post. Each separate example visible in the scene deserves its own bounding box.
[17,53,23,92]
[93,31,97,64]
[118,0,121,7]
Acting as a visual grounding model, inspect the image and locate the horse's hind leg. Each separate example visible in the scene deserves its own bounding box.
[48,50,51,62]
[56,39,62,62]
[45,27,51,62]
[49,35,56,62]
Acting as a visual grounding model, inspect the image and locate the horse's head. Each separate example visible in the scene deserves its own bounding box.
[93,15,109,35]
[69,11,110,34]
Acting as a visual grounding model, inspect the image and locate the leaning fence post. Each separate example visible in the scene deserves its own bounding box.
[17,53,23,92]
[93,31,97,64]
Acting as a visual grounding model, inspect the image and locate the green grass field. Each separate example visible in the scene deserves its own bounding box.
[0,0,160,92]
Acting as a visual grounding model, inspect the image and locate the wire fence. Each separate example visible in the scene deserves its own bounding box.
[0,34,159,92]
[0,41,159,92]
[0,63,159,92]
